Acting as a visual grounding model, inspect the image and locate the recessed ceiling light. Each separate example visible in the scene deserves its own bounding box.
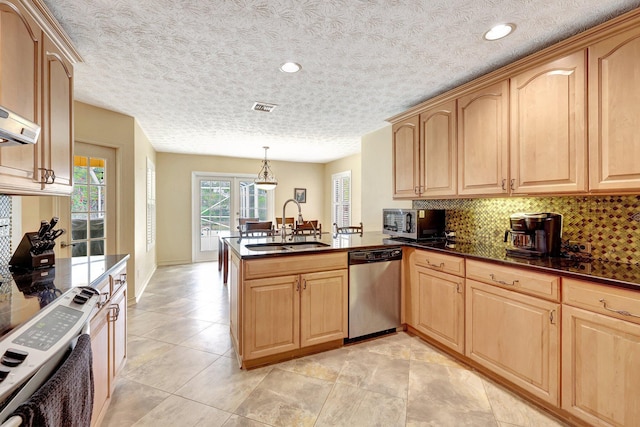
[280,62,301,73]
[484,23,516,41]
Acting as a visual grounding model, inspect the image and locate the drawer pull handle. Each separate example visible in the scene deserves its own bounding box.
[599,299,640,318]
[549,310,556,324]
[303,279,307,290]
[489,274,518,286]
[501,179,506,190]
[425,259,444,269]
[296,280,300,292]
[108,304,120,322]
[456,283,462,293]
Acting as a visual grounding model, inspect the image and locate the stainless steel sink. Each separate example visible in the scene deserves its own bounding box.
[245,241,330,252]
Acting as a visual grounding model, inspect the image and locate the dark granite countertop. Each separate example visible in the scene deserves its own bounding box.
[226,232,640,291]
[0,254,130,339]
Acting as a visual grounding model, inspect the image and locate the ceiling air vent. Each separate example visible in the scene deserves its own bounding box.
[252,102,277,113]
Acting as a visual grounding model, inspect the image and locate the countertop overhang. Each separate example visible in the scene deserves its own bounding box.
[225,232,640,291]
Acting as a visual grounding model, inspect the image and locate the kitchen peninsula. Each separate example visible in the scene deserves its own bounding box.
[227,231,639,426]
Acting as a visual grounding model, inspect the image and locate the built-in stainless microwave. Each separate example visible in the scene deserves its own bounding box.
[382,208,445,240]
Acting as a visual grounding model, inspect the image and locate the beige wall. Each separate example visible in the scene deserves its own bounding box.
[361,125,411,231]
[156,152,325,265]
[134,121,157,297]
[323,153,362,229]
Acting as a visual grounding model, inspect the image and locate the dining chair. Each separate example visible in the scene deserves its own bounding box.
[333,222,363,237]
[276,217,295,230]
[293,220,321,235]
[237,217,259,232]
[241,221,274,237]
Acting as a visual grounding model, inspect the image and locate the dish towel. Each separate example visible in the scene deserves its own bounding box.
[11,333,94,427]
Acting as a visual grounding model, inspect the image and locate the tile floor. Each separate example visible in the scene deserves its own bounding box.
[101,262,569,427]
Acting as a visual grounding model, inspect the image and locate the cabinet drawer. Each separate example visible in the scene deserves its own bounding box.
[244,252,347,280]
[466,259,560,301]
[563,278,640,325]
[412,249,465,277]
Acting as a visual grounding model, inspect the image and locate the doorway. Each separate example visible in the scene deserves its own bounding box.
[56,142,117,258]
[192,173,273,262]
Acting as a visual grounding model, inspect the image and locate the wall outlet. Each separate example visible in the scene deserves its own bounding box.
[567,241,591,255]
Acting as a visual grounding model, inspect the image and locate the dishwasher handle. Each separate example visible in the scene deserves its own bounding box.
[349,248,402,265]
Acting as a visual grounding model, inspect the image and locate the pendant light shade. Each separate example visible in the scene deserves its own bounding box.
[255,146,277,190]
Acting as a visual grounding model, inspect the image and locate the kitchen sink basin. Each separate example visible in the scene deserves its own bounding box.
[245,241,331,252]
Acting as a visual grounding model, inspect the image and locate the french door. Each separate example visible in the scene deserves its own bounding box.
[193,173,273,262]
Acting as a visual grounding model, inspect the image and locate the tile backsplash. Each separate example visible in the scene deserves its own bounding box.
[414,195,640,265]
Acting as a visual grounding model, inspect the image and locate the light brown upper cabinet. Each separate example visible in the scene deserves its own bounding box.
[0,0,77,195]
[510,51,587,194]
[0,1,41,192]
[39,34,74,194]
[588,26,640,191]
[457,81,509,196]
[419,100,457,197]
[392,115,420,198]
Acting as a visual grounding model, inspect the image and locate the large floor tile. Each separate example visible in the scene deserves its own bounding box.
[407,360,496,426]
[125,345,219,393]
[122,335,175,375]
[235,368,333,427]
[100,377,170,427]
[483,380,568,427]
[180,322,233,355]
[221,415,272,427]
[132,395,232,427]
[277,347,348,381]
[315,382,406,427]
[141,316,213,345]
[408,335,466,369]
[337,348,410,398]
[127,310,177,336]
[175,355,272,412]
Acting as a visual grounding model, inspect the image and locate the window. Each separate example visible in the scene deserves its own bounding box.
[332,171,351,228]
[70,155,106,256]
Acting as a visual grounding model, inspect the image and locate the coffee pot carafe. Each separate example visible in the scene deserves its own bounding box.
[504,212,562,258]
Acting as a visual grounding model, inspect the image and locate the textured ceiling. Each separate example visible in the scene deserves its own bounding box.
[43,0,640,163]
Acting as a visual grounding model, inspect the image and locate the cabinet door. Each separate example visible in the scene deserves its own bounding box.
[465,279,560,405]
[244,275,300,360]
[409,265,464,353]
[110,286,127,380]
[229,252,242,359]
[458,81,509,196]
[589,27,640,191]
[562,306,640,426]
[0,2,40,190]
[420,100,457,197]
[39,34,73,193]
[300,269,348,347]
[90,306,110,427]
[510,50,587,194]
[392,116,420,198]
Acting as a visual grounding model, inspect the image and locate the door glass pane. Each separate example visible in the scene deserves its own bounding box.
[71,156,107,257]
[239,181,268,220]
[200,179,231,251]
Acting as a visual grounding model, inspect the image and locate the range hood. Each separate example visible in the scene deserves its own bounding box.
[0,106,40,146]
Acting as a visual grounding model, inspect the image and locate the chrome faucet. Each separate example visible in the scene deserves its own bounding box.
[281,198,304,241]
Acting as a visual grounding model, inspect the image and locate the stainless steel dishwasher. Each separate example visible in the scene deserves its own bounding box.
[348,247,402,341]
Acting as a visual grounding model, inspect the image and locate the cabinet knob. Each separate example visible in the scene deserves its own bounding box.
[38,168,56,185]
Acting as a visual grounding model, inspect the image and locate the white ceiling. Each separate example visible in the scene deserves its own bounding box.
[43,0,640,163]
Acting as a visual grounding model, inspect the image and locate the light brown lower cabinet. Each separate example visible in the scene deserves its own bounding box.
[465,279,560,405]
[562,278,640,426]
[243,269,347,361]
[90,266,128,427]
[407,254,465,353]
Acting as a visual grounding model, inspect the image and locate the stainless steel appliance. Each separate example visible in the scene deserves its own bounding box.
[348,248,402,341]
[382,208,445,240]
[504,212,563,258]
[0,287,99,425]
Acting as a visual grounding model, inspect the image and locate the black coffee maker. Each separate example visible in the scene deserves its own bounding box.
[504,212,563,258]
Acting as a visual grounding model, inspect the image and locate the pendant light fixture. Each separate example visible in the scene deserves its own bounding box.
[255,146,277,190]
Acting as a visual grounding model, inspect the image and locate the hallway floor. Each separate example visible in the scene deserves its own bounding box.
[101,262,568,427]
